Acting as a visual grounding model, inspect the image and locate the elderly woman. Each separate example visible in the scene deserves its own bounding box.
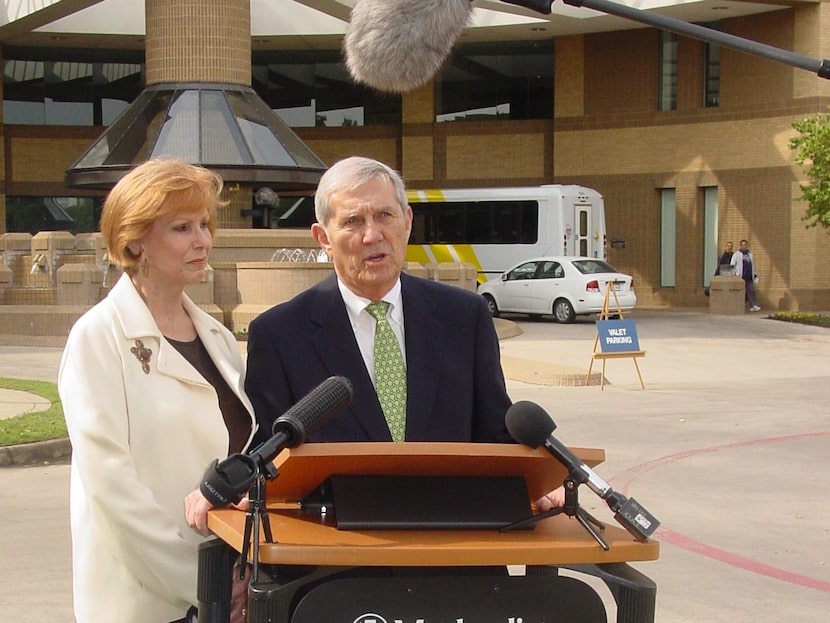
[58,159,256,623]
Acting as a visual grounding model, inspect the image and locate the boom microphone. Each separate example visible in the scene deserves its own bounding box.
[505,400,659,542]
[344,0,473,93]
[200,376,354,507]
[343,1,557,94]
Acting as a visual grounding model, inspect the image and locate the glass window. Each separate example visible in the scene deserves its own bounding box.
[252,51,401,127]
[703,186,719,285]
[704,35,720,107]
[508,262,538,280]
[266,195,316,229]
[571,259,617,275]
[3,53,143,126]
[5,196,100,235]
[408,199,539,245]
[539,261,563,279]
[660,189,676,287]
[437,40,553,122]
[659,32,677,112]
[3,49,402,129]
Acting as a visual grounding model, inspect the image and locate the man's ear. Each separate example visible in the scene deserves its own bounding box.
[404,205,413,236]
[311,223,331,252]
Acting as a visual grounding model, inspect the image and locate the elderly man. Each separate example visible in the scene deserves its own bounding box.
[245,155,563,509]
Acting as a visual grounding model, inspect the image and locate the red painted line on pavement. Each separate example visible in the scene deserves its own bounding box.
[655,527,830,593]
[607,431,830,593]
[612,431,830,493]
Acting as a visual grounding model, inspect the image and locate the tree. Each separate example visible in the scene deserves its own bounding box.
[790,111,830,228]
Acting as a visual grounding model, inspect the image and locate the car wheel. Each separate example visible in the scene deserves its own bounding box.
[553,298,576,323]
[483,294,500,318]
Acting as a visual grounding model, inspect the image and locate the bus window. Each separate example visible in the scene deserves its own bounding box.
[577,208,589,256]
[437,204,465,242]
[466,204,491,243]
[409,199,539,245]
[492,203,519,243]
[520,202,539,243]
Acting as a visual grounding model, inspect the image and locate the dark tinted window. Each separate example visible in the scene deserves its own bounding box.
[252,50,401,127]
[437,40,553,122]
[3,49,143,125]
[410,199,539,245]
[6,196,100,234]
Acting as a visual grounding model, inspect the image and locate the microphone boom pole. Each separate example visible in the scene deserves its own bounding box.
[561,0,830,80]
[499,0,830,79]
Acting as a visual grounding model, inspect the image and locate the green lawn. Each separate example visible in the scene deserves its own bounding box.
[0,377,66,447]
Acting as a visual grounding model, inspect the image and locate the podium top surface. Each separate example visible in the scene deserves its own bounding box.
[264,442,604,503]
[207,442,659,567]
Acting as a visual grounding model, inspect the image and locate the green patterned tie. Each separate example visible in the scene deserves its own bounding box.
[366,301,407,442]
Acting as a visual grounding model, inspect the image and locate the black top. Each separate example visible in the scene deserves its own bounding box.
[166,335,251,454]
[715,251,733,275]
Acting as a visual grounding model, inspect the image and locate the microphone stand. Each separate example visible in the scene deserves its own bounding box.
[500,475,610,551]
[239,460,278,584]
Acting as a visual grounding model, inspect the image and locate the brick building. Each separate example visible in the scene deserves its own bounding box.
[0,0,829,310]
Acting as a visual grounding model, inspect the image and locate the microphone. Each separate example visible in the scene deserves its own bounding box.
[200,376,354,507]
[343,0,473,93]
[343,1,557,94]
[505,400,659,542]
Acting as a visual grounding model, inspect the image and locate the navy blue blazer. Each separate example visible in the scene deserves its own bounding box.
[246,272,513,445]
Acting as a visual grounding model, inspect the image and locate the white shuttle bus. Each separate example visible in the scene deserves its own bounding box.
[405,185,607,285]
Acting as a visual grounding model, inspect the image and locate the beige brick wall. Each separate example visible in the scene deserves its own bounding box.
[446,133,546,182]
[402,136,434,182]
[721,12,794,107]
[585,29,659,115]
[9,137,93,182]
[554,36,584,118]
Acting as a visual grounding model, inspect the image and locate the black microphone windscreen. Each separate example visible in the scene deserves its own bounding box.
[505,401,556,449]
[272,376,354,444]
[343,0,473,93]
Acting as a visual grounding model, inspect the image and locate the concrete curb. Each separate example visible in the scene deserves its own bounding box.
[0,437,72,467]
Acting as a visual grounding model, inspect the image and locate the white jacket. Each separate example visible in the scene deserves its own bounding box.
[58,273,256,623]
[730,250,757,280]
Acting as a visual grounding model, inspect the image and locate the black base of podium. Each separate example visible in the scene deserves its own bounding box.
[198,540,657,623]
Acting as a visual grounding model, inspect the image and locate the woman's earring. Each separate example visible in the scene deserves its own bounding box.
[141,258,149,278]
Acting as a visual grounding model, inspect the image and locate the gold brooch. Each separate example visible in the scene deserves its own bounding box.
[130,339,152,374]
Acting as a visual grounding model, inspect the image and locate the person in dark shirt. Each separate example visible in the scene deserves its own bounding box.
[715,241,734,275]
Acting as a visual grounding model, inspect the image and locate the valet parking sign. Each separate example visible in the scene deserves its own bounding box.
[597,319,640,353]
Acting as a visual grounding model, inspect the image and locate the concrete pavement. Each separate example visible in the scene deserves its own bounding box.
[0,388,50,420]
[1,310,829,622]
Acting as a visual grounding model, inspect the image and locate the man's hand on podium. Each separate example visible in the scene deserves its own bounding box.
[534,485,566,512]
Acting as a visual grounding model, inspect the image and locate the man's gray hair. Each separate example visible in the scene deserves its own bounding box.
[314,156,408,225]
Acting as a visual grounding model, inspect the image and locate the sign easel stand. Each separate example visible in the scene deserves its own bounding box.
[586,282,645,390]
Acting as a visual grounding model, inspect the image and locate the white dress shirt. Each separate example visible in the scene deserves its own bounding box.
[337,278,407,386]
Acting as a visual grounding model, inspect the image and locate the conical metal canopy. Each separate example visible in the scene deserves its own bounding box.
[65,83,326,190]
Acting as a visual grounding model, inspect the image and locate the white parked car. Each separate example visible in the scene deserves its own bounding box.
[478,256,636,323]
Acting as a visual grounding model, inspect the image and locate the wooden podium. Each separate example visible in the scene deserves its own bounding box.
[198,443,659,623]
